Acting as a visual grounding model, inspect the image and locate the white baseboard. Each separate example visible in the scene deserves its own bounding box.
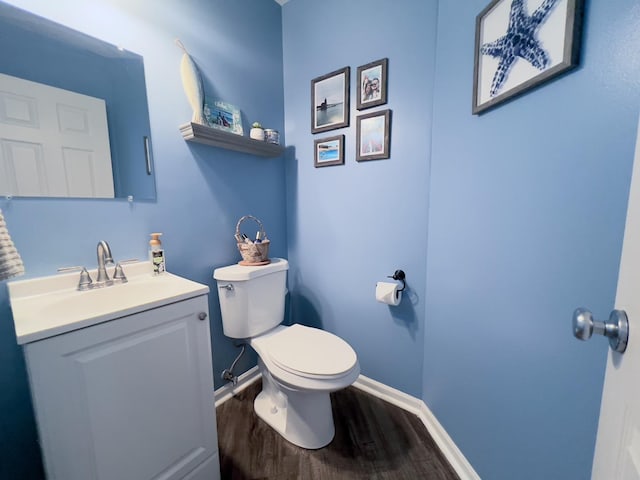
[215,370,479,479]
[353,374,423,414]
[353,375,480,480]
[214,365,261,408]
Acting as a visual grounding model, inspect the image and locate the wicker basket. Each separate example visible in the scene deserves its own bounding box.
[235,215,270,265]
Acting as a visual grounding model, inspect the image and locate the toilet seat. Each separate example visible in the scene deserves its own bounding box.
[268,324,357,378]
[252,324,358,381]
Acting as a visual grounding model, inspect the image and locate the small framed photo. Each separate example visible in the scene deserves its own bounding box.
[472,0,584,114]
[314,135,344,168]
[356,58,388,110]
[356,109,391,162]
[204,98,243,135]
[311,67,350,134]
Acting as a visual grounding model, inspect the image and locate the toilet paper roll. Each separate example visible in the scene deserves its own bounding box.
[376,281,402,306]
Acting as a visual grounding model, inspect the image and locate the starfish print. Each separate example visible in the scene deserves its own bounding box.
[481,0,558,96]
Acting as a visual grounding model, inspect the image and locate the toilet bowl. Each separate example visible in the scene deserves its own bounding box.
[251,324,359,448]
[213,258,360,449]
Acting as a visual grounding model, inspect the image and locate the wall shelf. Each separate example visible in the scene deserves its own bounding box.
[179,122,284,158]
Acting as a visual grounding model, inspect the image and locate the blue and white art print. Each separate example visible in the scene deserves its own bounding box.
[314,135,344,167]
[204,98,243,135]
[472,0,583,114]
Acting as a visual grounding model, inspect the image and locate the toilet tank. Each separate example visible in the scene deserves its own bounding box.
[213,258,288,339]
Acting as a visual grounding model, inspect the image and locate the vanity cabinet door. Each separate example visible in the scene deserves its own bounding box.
[24,294,220,480]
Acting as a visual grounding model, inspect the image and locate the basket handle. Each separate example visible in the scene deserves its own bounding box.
[235,215,267,239]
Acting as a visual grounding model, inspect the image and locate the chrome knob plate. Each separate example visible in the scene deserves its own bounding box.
[572,308,629,353]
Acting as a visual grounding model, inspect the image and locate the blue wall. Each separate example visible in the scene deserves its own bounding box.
[424,1,640,479]
[283,0,640,479]
[282,0,438,398]
[0,0,285,477]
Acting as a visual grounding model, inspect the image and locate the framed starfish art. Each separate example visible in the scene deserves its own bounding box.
[472,0,584,114]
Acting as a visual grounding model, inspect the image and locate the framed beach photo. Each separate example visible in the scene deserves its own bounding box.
[311,67,350,134]
[357,58,388,110]
[314,135,344,168]
[356,109,391,162]
[204,98,243,135]
[472,0,584,114]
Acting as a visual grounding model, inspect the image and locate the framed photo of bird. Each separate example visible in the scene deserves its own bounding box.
[472,0,584,114]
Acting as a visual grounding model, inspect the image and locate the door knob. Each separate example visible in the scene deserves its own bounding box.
[572,308,629,353]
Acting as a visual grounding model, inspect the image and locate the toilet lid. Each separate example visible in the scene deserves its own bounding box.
[267,324,357,377]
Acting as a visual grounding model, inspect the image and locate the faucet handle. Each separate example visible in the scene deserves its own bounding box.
[112,263,128,284]
[78,267,93,290]
[57,265,94,291]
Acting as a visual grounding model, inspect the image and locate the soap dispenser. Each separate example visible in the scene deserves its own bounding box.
[149,233,166,275]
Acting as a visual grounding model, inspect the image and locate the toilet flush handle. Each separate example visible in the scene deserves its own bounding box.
[218,283,234,291]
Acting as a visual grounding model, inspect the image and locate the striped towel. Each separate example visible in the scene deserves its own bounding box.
[0,209,25,281]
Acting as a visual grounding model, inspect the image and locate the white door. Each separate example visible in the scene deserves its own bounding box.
[24,296,219,480]
[0,72,114,198]
[591,115,640,479]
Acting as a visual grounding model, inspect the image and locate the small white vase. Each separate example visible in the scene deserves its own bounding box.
[250,128,265,141]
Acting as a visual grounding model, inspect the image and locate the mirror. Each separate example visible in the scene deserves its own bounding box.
[0,3,156,200]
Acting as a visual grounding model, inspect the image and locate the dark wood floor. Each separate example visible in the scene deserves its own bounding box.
[216,380,460,480]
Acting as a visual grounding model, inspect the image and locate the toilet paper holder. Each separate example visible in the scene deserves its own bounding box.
[387,269,406,297]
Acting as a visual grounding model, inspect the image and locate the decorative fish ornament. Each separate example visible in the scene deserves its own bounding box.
[175,39,205,124]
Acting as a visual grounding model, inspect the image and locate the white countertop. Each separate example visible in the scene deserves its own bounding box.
[8,262,209,345]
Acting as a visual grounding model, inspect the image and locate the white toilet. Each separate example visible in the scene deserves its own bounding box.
[213,258,360,449]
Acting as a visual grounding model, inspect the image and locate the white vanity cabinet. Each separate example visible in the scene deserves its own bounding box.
[22,294,220,480]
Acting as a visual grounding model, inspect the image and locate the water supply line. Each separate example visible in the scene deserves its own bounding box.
[221,343,246,385]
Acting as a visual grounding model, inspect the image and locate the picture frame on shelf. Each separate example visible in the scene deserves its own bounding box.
[314,135,344,168]
[356,109,391,162]
[472,0,584,115]
[356,58,388,110]
[311,67,350,134]
[203,98,243,135]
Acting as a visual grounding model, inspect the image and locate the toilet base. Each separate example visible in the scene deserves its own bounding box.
[254,360,335,449]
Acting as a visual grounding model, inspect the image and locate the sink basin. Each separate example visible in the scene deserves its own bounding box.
[8,262,209,344]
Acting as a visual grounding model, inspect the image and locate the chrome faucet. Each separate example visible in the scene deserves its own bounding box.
[95,240,114,288]
[57,241,130,291]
